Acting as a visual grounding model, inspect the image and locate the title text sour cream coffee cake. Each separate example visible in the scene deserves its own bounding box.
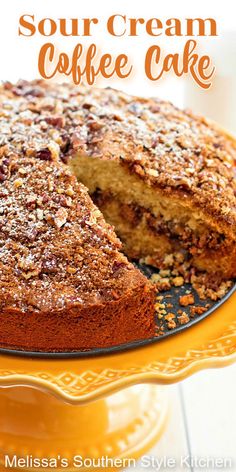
[0,80,235,352]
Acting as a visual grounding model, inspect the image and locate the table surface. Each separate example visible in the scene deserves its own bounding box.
[127,363,236,472]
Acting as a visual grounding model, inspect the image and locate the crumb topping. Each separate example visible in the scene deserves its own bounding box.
[179,293,195,306]
[1,80,236,237]
[0,153,143,313]
[0,79,235,314]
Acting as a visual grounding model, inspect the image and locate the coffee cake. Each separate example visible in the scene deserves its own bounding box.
[0,79,235,352]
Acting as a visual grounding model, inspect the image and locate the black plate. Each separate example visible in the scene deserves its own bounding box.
[0,263,235,359]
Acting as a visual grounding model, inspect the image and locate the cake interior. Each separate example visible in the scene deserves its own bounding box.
[70,154,235,279]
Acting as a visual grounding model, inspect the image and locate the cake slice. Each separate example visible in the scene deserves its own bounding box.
[68,86,236,280]
[0,156,155,351]
[0,81,155,352]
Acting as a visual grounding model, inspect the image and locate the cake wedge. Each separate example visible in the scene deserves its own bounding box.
[0,156,155,352]
[0,80,155,352]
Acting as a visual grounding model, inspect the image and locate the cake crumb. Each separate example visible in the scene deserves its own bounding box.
[172,276,184,287]
[179,293,195,306]
[178,312,190,325]
[166,302,173,308]
[156,278,171,291]
[165,312,175,321]
[13,178,23,188]
[54,208,68,228]
[167,320,176,329]
[190,306,207,316]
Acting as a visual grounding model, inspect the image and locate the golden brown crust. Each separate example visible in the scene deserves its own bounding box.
[0,283,155,352]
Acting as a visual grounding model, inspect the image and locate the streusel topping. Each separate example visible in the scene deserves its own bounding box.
[0,154,139,312]
[0,80,235,312]
[1,80,236,233]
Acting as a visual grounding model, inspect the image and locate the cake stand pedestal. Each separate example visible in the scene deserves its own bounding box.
[0,292,235,470]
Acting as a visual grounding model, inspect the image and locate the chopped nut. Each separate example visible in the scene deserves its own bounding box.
[36,148,52,161]
[179,293,195,306]
[48,141,60,160]
[41,256,57,274]
[18,167,27,175]
[157,278,171,291]
[159,269,170,277]
[163,254,174,267]
[151,273,161,283]
[165,313,175,321]
[155,302,165,310]
[13,178,23,188]
[48,177,54,192]
[65,186,75,196]
[190,306,207,316]
[36,208,44,220]
[172,276,184,287]
[56,187,64,194]
[146,168,159,177]
[67,266,77,274]
[45,213,54,224]
[22,269,41,279]
[26,194,37,204]
[166,303,173,308]
[178,312,190,325]
[54,207,68,228]
[65,197,72,207]
[44,115,65,128]
[175,252,185,263]
[37,197,43,206]
[155,303,167,317]
[167,320,176,329]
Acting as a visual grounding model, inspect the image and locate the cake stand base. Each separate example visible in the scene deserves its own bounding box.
[0,384,169,470]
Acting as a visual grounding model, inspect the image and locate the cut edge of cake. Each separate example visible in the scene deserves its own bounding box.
[70,151,236,280]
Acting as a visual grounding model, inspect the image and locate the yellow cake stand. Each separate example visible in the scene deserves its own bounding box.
[0,291,235,471]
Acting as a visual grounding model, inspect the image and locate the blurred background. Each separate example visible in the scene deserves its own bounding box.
[0,0,235,470]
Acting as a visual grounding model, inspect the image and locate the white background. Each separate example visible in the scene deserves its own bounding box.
[0,0,235,107]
